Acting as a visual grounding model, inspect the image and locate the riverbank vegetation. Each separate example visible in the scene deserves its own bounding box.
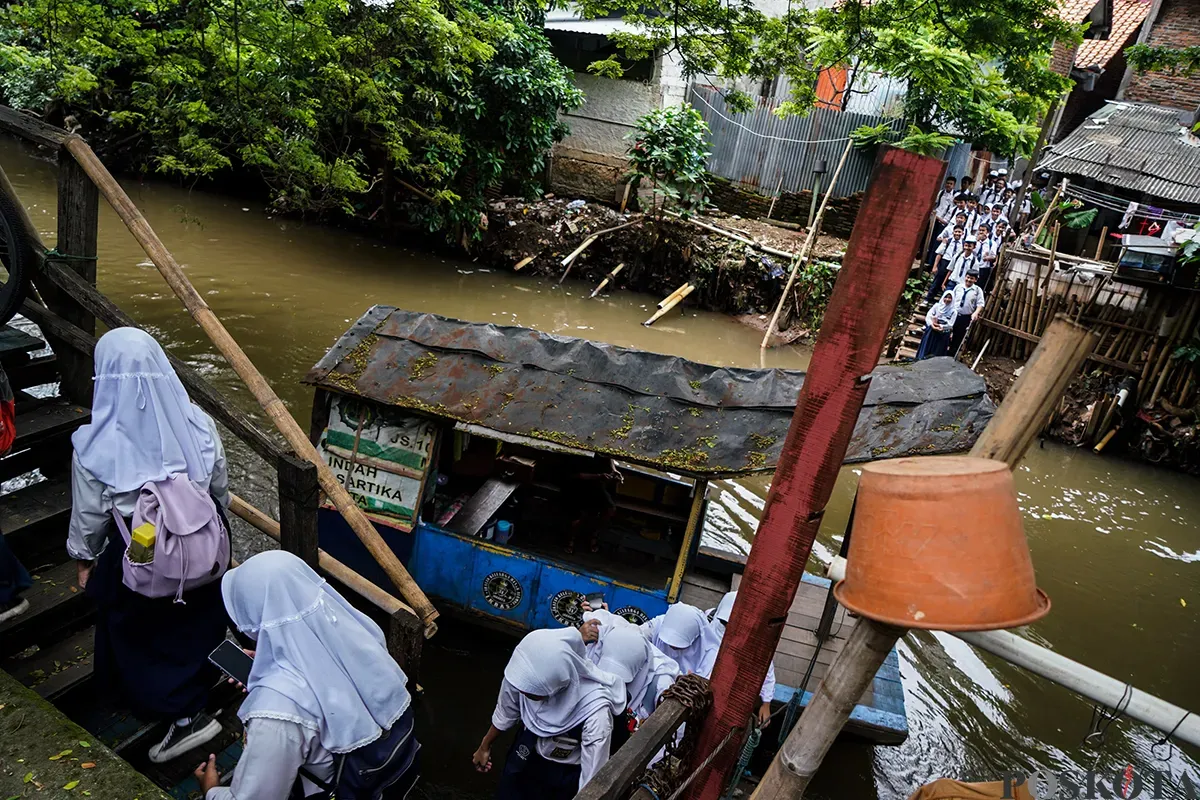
[0,0,582,232]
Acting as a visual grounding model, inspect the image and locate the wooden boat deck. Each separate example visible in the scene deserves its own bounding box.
[680,566,907,744]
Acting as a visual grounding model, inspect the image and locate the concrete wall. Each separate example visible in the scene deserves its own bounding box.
[559,72,660,158]
[1124,0,1200,111]
[707,176,864,239]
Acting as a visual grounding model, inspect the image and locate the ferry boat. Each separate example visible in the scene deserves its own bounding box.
[302,306,997,744]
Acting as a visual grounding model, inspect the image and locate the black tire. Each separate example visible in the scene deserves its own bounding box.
[0,179,31,326]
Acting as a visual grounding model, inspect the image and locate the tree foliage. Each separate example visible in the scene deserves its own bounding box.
[1125,44,1200,76]
[627,106,711,217]
[0,0,583,231]
[575,0,1078,156]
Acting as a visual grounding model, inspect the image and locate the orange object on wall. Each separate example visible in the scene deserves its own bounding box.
[815,66,848,110]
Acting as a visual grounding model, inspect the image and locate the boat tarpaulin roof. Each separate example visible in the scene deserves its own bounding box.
[303,306,996,477]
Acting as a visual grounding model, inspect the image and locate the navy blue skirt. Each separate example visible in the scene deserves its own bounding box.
[0,531,30,606]
[916,326,952,360]
[495,729,581,800]
[86,511,231,720]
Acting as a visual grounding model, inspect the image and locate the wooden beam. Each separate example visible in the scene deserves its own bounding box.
[668,478,706,603]
[47,150,99,405]
[0,105,69,149]
[574,696,690,800]
[975,318,1138,373]
[39,259,286,466]
[277,453,320,569]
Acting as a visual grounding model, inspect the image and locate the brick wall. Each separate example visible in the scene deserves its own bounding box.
[1124,0,1200,111]
[706,176,863,238]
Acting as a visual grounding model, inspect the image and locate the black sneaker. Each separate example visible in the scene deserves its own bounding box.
[0,597,29,625]
[147,713,222,764]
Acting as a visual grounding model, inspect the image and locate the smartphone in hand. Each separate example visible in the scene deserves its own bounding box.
[209,640,254,687]
[586,592,605,611]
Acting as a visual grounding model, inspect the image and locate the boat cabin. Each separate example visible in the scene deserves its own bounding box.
[303,306,997,639]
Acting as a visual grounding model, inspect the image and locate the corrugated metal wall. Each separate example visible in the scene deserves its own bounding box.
[689,84,905,199]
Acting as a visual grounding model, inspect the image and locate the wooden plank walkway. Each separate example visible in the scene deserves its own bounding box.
[680,567,907,744]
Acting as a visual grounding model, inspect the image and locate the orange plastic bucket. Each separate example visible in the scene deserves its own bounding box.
[833,456,1050,631]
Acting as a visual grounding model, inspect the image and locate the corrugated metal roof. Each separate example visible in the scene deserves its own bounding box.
[1042,102,1200,205]
[544,8,641,35]
[1074,0,1150,69]
[304,307,995,477]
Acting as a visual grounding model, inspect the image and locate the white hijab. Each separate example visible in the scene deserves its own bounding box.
[222,550,412,753]
[928,291,956,327]
[72,327,217,492]
[597,626,680,719]
[503,628,624,738]
[647,603,723,676]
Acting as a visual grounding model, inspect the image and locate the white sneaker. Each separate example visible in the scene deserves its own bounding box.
[0,597,29,625]
[147,713,222,764]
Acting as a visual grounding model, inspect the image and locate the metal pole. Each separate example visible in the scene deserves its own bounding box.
[953,629,1200,748]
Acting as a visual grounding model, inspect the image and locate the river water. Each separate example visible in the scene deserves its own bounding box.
[3,138,1197,798]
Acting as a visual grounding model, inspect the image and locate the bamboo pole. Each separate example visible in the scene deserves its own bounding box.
[658,280,692,308]
[970,315,1100,469]
[759,139,854,349]
[644,284,695,326]
[61,136,440,636]
[229,494,415,618]
[513,255,535,271]
[1032,179,1067,246]
[1150,296,1199,405]
[558,220,641,284]
[663,212,796,260]
[1094,226,1108,260]
[589,263,625,298]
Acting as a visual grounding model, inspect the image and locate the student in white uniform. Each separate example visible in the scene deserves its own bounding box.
[196,550,419,800]
[706,592,776,726]
[474,627,624,799]
[979,171,1000,208]
[640,602,722,677]
[928,176,958,264]
[69,328,231,764]
[945,237,980,293]
[962,195,982,234]
[927,225,965,302]
[917,291,957,360]
[581,608,679,722]
[948,269,986,355]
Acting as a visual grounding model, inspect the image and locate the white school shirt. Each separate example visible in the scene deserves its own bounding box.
[938,221,963,242]
[492,679,613,791]
[952,283,986,318]
[948,252,979,285]
[974,236,998,263]
[963,209,982,233]
[936,238,964,263]
[206,718,335,800]
[934,190,957,222]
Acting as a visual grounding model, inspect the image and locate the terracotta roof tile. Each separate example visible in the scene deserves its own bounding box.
[1059,0,1101,24]
[1075,0,1151,69]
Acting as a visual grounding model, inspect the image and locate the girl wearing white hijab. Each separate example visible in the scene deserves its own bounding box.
[196,550,418,800]
[595,625,680,722]
[641,602,722,676]
[473,627,625,799]
[67,328,230,764]
[916,290,957,360]
[707,592,776,726]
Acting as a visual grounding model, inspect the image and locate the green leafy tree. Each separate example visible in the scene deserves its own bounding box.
[627,106,711,217]
[575,0,1079,156]
[0,0,582,232]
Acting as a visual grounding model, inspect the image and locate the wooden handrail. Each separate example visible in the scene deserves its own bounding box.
[60,135,438,635]
[0,105,438,634]
[228,494,414,618]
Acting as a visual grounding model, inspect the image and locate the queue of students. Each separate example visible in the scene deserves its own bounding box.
[475,591,766,799]
[64,328,418,799]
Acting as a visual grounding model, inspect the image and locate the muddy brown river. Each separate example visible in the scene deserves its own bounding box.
[3,138,1197,799]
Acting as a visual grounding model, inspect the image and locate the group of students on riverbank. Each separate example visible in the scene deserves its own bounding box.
[0,328,420,799]
[474,592,774,800]
[915,171,1034,361]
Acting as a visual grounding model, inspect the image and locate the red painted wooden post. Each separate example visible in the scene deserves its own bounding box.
[684,147,946,800]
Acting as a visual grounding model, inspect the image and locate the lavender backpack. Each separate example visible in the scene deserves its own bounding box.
[112,474,230,602]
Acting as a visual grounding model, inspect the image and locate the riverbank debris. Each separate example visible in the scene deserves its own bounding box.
[645,284,695,326]
[590,263,625,298]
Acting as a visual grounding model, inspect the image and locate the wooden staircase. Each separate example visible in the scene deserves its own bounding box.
[894,299,931,362]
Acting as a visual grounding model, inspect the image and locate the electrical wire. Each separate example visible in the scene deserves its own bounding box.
[689,86,903,146]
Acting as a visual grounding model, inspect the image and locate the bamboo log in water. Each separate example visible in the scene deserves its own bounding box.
[658,280,692,309]
[61,136,440,636]
[558,220,641,284]
[760,139,854,349]
[644,284,695,326]
[589,263,625,298]
[513,255,535,271]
